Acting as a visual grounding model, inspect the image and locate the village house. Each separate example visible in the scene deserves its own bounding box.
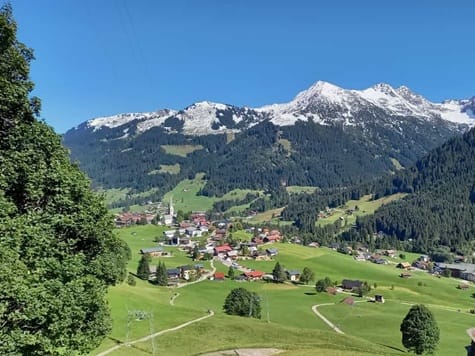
[214,244,232,257]
[178,265,197,281]
[396,262,411,269]
[266,248,278,257]
[140,247,170,257]
[185,227,202,238]
[212,272,225,281]
[307,242,320,248]
[286,270,301,282]
[244,270,264,281]
[167,268,181,280]
[341,279,363,291]
[437,262,475,280]
[383,249,397,258]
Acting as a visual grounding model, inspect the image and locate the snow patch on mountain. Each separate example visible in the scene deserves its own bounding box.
[83,81,474,136]
[88,112,156,131]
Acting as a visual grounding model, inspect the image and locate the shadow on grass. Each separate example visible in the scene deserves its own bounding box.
[377,343,406,353]
[304,292,317,296]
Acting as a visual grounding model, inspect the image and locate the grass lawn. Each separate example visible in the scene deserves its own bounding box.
[161,144,204,157]
[321,300,475,356]
[93,235,475,355]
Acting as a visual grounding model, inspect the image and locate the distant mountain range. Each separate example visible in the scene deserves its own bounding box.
[63,81,474,207]
[78,81,475,136]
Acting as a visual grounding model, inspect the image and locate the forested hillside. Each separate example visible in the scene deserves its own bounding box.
[282,127,475,254]
[64,113,458,207]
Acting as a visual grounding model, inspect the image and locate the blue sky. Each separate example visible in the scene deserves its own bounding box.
[10,0,475,133]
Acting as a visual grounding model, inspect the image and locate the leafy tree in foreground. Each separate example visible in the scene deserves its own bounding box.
[223,287,261,319]
[300,267,315,284]
[137,253,151,280]
[400,304,440,354]
[0,5,129,354]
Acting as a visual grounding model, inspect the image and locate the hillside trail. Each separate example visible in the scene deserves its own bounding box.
[98,260,216,355]
[97,310,215,356]
[173,258,216,289]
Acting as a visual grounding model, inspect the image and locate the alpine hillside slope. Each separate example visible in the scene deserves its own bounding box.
[63,81,474,205]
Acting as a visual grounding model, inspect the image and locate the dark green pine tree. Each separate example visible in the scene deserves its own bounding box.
[228,266,235,280]
[155,261,168,286]
[400,304,440,355]
[0,5,130,354]
[137,253,151,280]
[272,262,286,283]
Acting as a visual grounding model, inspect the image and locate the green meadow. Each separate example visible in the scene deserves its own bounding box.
[92,226,475,355]
[162,173,260,213]
[317,193,407,227]
[161,144,204,157]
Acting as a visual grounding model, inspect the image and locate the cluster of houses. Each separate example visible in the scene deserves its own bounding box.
[212,268,302,283]
[334,244,396,265]
[162,212,211,245]
[148,263,206,285]
[115,212,156,227]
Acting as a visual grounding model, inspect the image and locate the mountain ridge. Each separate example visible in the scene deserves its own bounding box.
[74,80,474,137]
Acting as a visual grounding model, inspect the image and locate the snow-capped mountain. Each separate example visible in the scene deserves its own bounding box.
[260,81,474,128]
[76,81,474,137]
[63,80,474,202]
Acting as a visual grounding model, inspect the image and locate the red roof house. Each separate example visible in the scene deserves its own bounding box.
[213,272,225,280]
[244,270,264,280]
[214,244,233,255]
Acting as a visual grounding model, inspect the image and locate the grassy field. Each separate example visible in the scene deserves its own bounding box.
[161,144,204,157]
[162,174,260,213]
[248,207,285,223]
[390,157,404,170]
[161,173,212,212]
[286,186,318,194]
[317,193,407,227]
[92,228,475,355]
[152,164,180,175]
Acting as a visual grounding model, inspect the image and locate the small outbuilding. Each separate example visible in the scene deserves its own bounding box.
[374,295,385,303]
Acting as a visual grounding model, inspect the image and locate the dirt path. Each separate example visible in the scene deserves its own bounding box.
[97,310,215,356]
[173,259,216,289]
[169,292,180,305]
[311,303,345,334]
[98,260,216,355]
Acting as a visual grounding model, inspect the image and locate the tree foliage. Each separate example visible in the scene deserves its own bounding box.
[316,277,334,292]
[272,262,286,283]
[137,253,151,280]
[155,261,168,286]
[223,287,261,319]
[227,266,235,280]
[0,6,129,354]
[400,304,440,354]
[300,267,315,284]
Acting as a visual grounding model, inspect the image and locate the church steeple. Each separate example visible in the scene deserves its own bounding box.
[169,195,174,216]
